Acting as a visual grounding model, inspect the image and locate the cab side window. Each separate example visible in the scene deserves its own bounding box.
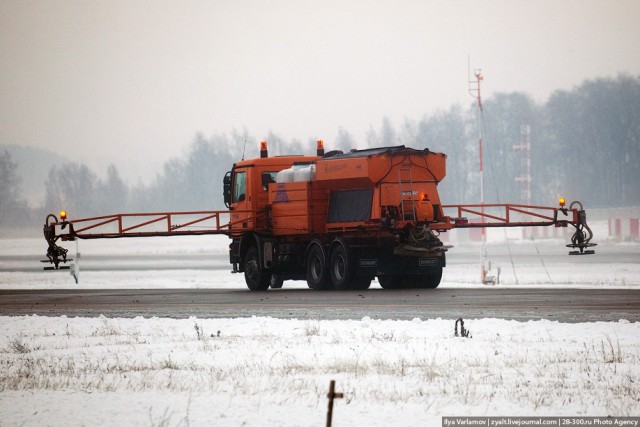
[233,171,246,202]
[261,172,277,191]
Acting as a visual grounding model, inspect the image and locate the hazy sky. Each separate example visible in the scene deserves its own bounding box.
[2,0,639,182]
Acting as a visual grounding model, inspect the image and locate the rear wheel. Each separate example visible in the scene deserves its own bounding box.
[330,240,360,291]
[306,242,329,290]
[423,269,442,289]
[403,276,422,288]
[244,246,270,291]
[270,274,284,289]
[404,269,443,289]
[378,275,403,289]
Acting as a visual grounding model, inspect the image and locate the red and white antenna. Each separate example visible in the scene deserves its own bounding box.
[468,57,488,283]
[514,122,532,238]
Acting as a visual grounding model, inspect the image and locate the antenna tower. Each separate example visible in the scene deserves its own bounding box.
[513,122,532,237]
[468,58,487,283]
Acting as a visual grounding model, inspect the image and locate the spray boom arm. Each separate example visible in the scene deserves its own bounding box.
[440,200,596,255]
[42,198,596,271]
[41,210,259,270]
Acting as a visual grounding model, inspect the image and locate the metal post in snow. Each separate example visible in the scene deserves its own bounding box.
[326,380,343,427]
[70,238,79,284]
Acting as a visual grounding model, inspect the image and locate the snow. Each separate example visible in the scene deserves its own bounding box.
[1,316,639,426]
[1,225,639,426]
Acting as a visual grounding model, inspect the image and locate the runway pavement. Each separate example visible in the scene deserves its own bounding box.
[1,287,638,322]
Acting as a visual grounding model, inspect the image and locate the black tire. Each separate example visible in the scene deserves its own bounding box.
[306,242,329,290]
[270,274,284,289]
[329,241,354,291]
[404,269,443,289]
[244,246,270,291]
[378,275,403,289]
[403,276,422,289]
[423,268,442,289]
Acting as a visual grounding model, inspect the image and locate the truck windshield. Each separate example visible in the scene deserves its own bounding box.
[233,171,246,202]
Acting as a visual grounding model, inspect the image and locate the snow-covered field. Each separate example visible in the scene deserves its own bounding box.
[1,227,639,426]
[1,316,639,426]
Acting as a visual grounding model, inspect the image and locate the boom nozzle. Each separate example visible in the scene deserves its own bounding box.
[566,201,596,255]
[42,213,72,270]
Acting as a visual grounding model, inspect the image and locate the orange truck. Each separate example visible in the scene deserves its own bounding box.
[43,141,596,290]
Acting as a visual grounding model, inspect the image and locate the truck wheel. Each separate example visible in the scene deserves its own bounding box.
[404,269,442,289]
[306,242,329,290]
[329,241,353,291]
[244,246,270,291]
[270,274,284,289]
[423,269,442,289]
[378,275,402,289]
[403,276,422,288]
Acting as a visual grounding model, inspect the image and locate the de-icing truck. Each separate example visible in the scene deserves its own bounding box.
[43,141,596,290]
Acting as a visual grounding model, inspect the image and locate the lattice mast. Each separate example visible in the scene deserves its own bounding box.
[468,59,486,283]
[514,123,532,237]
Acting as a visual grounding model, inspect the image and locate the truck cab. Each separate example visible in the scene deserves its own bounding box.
[223,146,320,235]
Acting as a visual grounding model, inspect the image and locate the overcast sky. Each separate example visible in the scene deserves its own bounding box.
[2,0,639,182]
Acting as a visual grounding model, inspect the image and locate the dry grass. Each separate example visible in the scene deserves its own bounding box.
[1,317,638,416]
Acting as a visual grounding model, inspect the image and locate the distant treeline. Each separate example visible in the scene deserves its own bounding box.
[2,74,639,227]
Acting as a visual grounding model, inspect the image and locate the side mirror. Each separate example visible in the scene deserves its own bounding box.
[223,171,232,208]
